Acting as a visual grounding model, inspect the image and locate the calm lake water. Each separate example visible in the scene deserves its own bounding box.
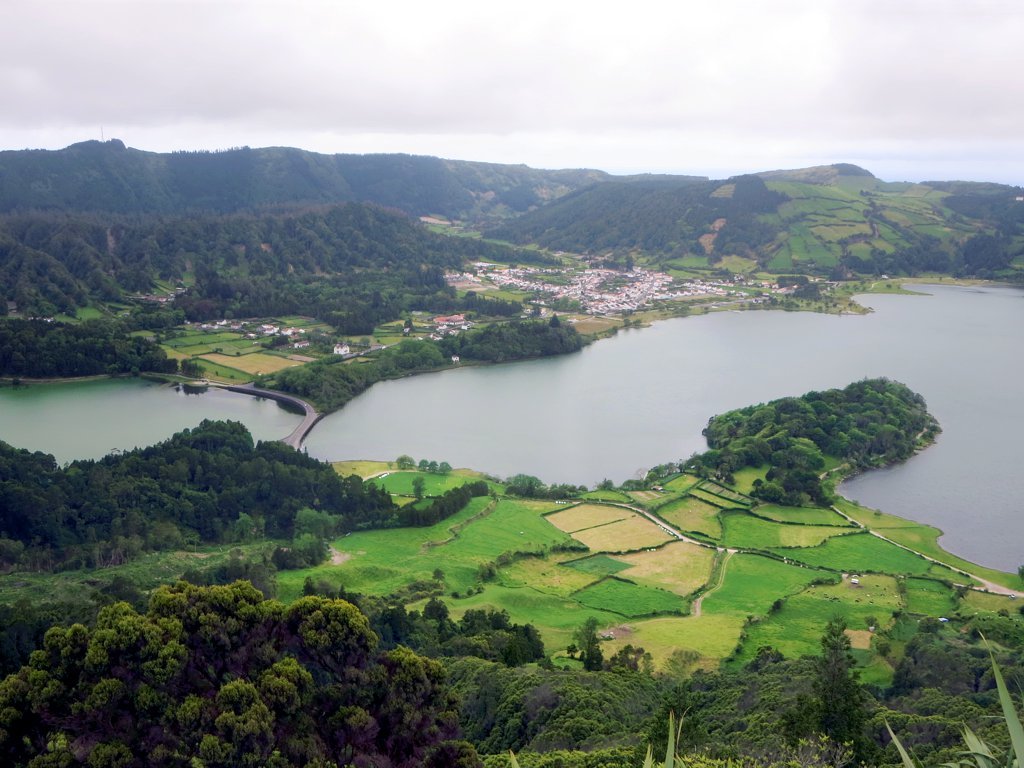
[0,378,302,463]
[0,283,1021,569]
[303,283,1024,571]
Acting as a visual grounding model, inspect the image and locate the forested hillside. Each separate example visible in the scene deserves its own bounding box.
[0,318,176,377]
[0,203,544,323]
[0,139,609,220]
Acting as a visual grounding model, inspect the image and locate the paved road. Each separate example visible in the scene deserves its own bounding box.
[207,382,321,450]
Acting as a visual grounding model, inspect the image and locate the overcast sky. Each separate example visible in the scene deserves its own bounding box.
[2,0,1022,184]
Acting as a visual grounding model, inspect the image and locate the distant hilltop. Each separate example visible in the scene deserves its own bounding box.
[0,140,1021,304]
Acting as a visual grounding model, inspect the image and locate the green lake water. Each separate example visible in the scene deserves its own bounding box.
[0,378,302,461]
[1,283,1022,570]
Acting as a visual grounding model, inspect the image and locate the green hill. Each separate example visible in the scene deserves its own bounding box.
[490,163,1024,279]
[0,139,613,221]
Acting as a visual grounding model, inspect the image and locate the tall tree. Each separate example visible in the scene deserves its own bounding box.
[814,616,869,760]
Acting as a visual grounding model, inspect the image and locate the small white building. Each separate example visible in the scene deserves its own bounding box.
[451,355,461,364]
[333,343,351,355]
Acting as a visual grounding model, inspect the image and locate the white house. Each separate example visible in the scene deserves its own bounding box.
[333,343,350,355]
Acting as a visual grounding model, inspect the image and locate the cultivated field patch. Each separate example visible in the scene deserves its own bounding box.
[445,583,623,651]
[570,514,673,552]
[734,574,900,664]
[904,577,957,615]
[772,532,933,575]
[545,503,631,533]
[499,557,598,597]
[701,553,831,619]
[663,473,700,493]
[656,496,722,538]
[601,614,746,670]
[730,466,768,494]
[574,578,685,618]
[200,352,303,375]
[566,554,632,577]
[752,504,850,527]
[278,497,567,600]
[369,471,485,496]
[719,513,852,549]
[688,488,739,508]
[697,480,752,506]
[581,489,633,503]
[331,460,392,478]
[613,541,715,597]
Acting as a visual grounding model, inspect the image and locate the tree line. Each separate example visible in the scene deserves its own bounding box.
[396,481,491,527]
[0,318,177,378]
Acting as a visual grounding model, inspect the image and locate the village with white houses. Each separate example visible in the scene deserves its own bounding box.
[447,263,789,315]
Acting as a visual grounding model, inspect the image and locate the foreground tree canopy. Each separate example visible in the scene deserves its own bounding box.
[0,581,477,768]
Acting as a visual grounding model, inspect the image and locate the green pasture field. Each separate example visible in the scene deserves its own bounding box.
[904,577,957,615]
[574,578,686,618]
[75,306,105,320]
[847,242,875,260]
[716,255,759,273]
[369,470,487,497]
[770,531,935,575]
[331,460,392,478]
[195,359,251,382]
[627,490,663,505]
[566,554,632,577]
[751,504,850,526]
[810,223,872,241]
[697,480,752,505]
[613,541,715,597]
[200,352,303,375]
[498,556,598,597]
[670,255,713,269]
[733,574,901,666]
[161,347,190,361]
[655,496,722,539]
[165,332,243,348]
[701,553,833,619]
[172,344,220,356]
[663,473,700,493]
[766,249,793,272]
[277,497,569,600]
[719,512,852,549]
[833,498,1005,587]
[444,583,624,651]
[545,503,631,533]
[688,488,739,509]
[960,590,1022,615]
[571,514,674,553]
[729,466,768,494]
[601,614,747,671]
[274,316,322,327]
[581,489,633,503]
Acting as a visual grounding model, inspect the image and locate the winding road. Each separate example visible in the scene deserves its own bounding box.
[207,382,321,450]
